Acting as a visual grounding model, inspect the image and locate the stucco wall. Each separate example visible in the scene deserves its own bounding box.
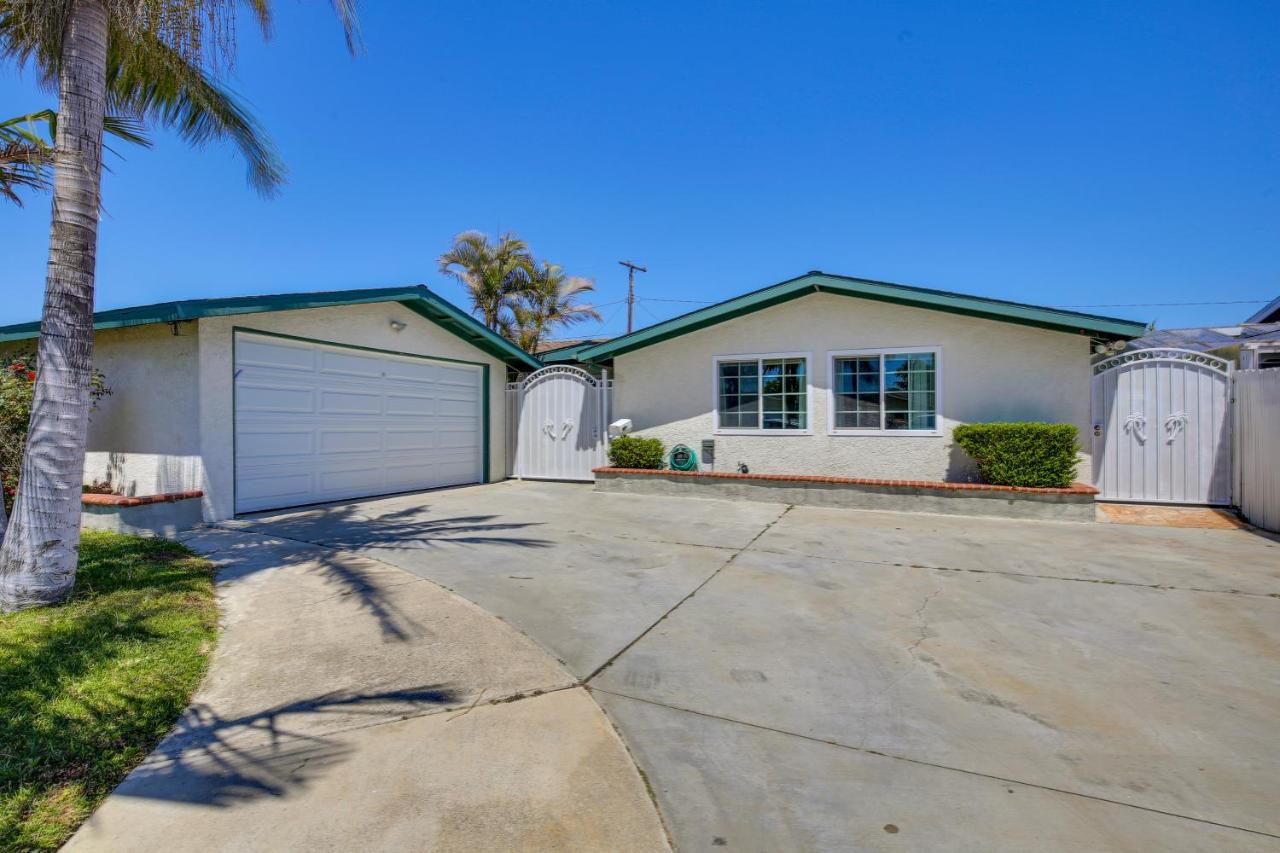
[610,292,1093,482]
[197,301,509,520]
[2,324,203,497]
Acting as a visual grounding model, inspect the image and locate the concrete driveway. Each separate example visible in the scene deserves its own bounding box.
[237,480,1280,852]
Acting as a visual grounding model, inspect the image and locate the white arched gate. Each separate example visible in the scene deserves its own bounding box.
[1091,348,1232,505]
[507,366,612,481]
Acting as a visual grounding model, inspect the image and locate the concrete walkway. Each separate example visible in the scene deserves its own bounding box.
[229,481,1280,852]
[65,528,670,852]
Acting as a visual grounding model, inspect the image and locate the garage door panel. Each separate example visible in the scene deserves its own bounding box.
[385,429,435,451]
[319,349,391,378]
[237,430,315,458]
[385,393,437,416]
[236,471,316,504]
[235,332,483,513]
[384,359,438,382]
[319,389,384,415]
[238,385,315,412]
[238,338,316,371]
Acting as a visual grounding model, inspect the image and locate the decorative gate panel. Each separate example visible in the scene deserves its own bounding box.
[1091,349,1231,505]
[508,366,612,481]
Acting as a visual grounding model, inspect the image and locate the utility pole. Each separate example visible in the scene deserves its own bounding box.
[619,260,647,334]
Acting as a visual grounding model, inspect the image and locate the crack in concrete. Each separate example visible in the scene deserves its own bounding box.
[590,688,1280,842]
[748,544,1279,600]
[583,504,796,684]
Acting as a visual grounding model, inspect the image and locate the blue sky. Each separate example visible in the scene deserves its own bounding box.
[1,1,1277,335]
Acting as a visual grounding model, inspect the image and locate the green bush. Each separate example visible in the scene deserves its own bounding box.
[607,435,665,469]
[952,422,1080,488]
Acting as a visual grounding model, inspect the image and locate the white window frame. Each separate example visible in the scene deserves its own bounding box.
[826,346,943,437]
[712,351,814,435]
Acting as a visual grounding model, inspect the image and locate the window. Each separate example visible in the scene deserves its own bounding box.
[1258,350,1280,370]
[716,354,809,432]
[830,349,939,433]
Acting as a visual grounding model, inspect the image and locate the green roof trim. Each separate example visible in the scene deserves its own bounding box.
[0,285,543,370]
[576,271,1149,363]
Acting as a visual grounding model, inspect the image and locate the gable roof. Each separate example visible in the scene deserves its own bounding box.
[575,271,1149,363]
[1245,296,1280,324]
[0,285,543,370]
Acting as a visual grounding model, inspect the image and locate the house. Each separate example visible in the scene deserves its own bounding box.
[1245,295,1280,324]
[1121,296,1280,370]
[0,286,541,521]
[569,271,1147,483]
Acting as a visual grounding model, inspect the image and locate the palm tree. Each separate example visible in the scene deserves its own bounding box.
[510,262,602,353]
[438,230,535,332]
[0,1,360,612]
[2,109,149,206]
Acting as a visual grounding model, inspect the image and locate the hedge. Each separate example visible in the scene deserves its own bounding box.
[607,435,665,469]
[952,422,1080,488]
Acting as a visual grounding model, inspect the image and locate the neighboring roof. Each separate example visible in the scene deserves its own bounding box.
[0,285,542,370]
[1126,323,1280,352]
[575,271,1149,363]
[1245,296,1280,324]
[538,338,607,363]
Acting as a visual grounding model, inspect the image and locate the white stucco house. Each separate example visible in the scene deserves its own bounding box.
[548,271,1147,483]
[0,272,1149,528]
[0,286,540,522]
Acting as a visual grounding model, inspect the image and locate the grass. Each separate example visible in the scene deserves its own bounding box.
[0,531,218,851]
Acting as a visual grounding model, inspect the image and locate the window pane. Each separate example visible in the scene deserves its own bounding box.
[762,413,784,430]
[762,394,782,412]
[909,413,936,430]
[718,361,759,429]
[885,412,910,430]
[885,390,908,412]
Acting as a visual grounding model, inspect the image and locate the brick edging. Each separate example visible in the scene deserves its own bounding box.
[592,468,1097,496]
[82,490,204,508]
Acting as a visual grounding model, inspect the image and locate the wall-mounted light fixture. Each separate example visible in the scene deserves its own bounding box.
[389,319,407,333]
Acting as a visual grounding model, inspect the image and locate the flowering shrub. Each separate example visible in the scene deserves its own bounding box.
[1,352,112,513]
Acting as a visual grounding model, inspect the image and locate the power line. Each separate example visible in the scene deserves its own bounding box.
[1053,298,1270,308]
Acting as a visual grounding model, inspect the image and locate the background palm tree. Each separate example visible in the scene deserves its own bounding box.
[509,262,603,353]
[437,230,536,332]
[0,0,360,611]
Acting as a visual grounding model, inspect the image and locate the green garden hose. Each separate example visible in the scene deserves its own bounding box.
[668,444,699,471]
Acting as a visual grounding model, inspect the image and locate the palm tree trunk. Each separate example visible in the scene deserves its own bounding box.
[0,0,109,611]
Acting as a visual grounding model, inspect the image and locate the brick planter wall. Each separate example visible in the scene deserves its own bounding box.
[81,490,204,538]
[592,468,1096,522]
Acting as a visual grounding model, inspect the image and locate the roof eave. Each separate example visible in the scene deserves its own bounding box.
[0,286,543,371]
[578,274,1147,362]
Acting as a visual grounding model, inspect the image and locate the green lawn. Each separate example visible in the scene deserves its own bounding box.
[0,532,218,851]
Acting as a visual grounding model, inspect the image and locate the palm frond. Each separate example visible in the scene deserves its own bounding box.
[106,24,285,195]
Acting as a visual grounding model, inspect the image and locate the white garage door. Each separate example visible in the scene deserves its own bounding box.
[234,332,485,513]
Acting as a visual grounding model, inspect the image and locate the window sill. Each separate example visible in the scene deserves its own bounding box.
[715,429,814,437]
[827,429,942,438]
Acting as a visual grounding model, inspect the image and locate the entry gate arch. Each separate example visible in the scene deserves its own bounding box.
[507,365,612,481]
[1091,348,1231,505]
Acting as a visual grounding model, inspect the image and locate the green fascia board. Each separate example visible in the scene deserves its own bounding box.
[0,285,543,370]
[576,272,1149,363]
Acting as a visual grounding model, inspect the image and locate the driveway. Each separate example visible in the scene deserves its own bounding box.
[236,481,1280,852]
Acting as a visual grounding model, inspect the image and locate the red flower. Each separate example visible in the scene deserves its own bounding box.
[26,371,35,381]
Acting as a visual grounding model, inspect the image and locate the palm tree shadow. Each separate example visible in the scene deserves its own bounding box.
[116,685,462,807]
[240,502,552,552]
[195,502,551,642]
